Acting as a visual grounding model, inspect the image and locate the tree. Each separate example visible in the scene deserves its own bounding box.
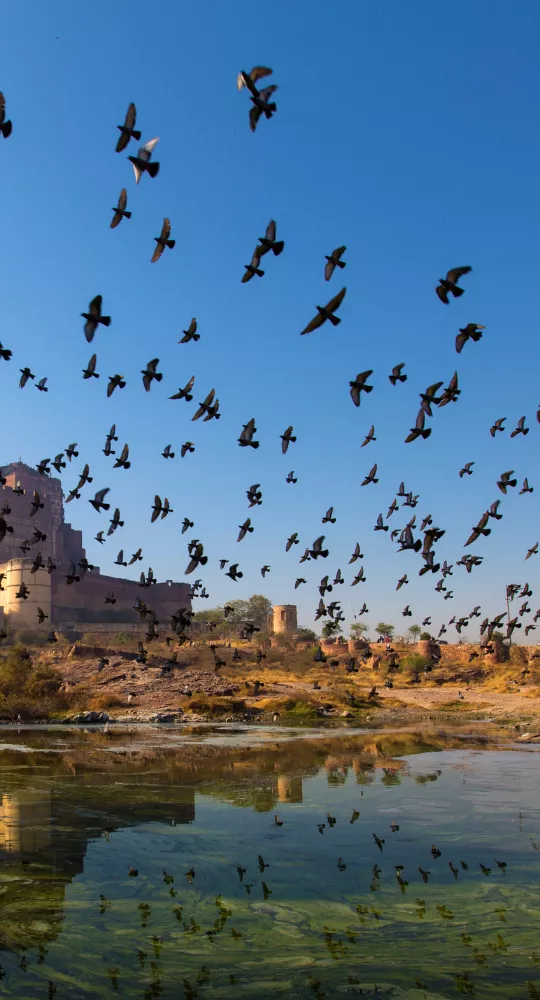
[375,622,395,639]
[296,627,317,642]
[350,622,369,639]
[193,595,273,636]
[407,624,421,643]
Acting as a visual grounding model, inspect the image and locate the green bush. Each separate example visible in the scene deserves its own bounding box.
[0,646,67,720]
[401,653,432,673]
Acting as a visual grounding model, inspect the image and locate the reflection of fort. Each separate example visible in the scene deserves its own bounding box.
[0,791,52,853]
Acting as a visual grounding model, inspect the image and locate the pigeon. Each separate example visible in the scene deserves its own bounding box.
[36,377,48,392]
[295,578,306,588]
[170,376,195,400]
[151,218,175,262]
[396,574,409,590]
[115,550,127,567]
[82,295,111,344]
[261,565,270,577]
[280,426,296,453]
[438,372,460,407]
[88,486,111,514]
[520,478,533,494]
[238,418,259,448]
[361,464,378,486]
[110,188,131,228]
[247,484,263,507]
[103,425,118,456]
[459,462,474,478]
[95,531,105,544]
[226,563,243,581]
[301,287,346,335]
[510,416,529,438]
[525,543,538,561]
[179,319,199,344]
[129,137,160,183]
[405,409,431,443]
[359,424,376,448]
[105,590,116,605]
[324,246,347,281]
[162,444,175,459]
[107,374,126,397]
[286,533,299,552]
[322,507,336,524]
[257,219,284,256]
[181,442,195,457]
[0,92,12,139]
[436,266,471,304]
[237,518,254,542]
[349,542,364,563]
[113,444,130,470]
[488,500,503,520]
[51,453,66,473]
[351,567,366,585]
[310,536,329,559]
[0,343,10,361]
[465,511,491,546]
[115,102,141,152]
[286,471,297,484]
[389,363,407,385]
[420,382,444,416]
[490,417,506,437]
[129,549,143,565]
[29,492,44,517]
[242,248,264,282]
[402,605,412,617]
[192,388,215,421]
[141,359,162,392]
[374,514,388,532]
[456,323,484,353]
[108,508,124,536]
[19,367,35,388]
[249,85,278,132]
[497,471,517,494]
[36,458,51,476]
[349,370,374,407]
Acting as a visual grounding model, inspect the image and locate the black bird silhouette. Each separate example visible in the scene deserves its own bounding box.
[151,218,175,262]
[105,590,116,605]
[456,323,484,353]
[237,518,253,542]
[108,508,124,535]
[237,65,273,93]
[19,367,35,388]
[107,374,126,397]
[374,513,388,532]
[179,319,199,344]
[169,378,195,406]
[301,287,346,335]
[286,470,297,484]
[82,354,99,379]
[249,85,278,133]
[322,507,336,524]
[396,574,408,590]
[0,343,12,361]
[141,358,162,392]
[113,444,130,470]
[361,464,378,486]
[257,219,284,256]
[438,372,460,407]
[324,246,347,281]
[460,462,474,477]
[436,266,471,303]
[286,532,299,552]
[520,478,533,494]
[238,418,259,448]
[349,370,374,407]
[349,542,364,563]
[29,492,44,517]
[310,535,329,559]
[37,458,51,476]
[226,563,243,581]
[192,388,215,421]
[497,470,517,494]
[110,187,131,229]
[525,543,538,561]
[82,295,111,343]
[389,363,407,385]
[37,606,48,624]
[95,531,105,544]
[242,248,264,283]
[420,382,444,416]
[181,517,194,534]
[405,409,431,443]
[0,92,12,138]
[129,548,143,564]
[280,425,296,453]
[181,441,195,457]
[510,416,529,437]
[161,444,175,459]
[247,484,263,507]
[361,425,376,447]
[129,137,160,183]
[402,605,412,616]
[103,425,118,456]
[36,377,48,391]
[351,567,366,586]
[490,417,506,437]
[115,102,140,152]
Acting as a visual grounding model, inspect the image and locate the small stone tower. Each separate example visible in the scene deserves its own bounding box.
[273,605,298,634]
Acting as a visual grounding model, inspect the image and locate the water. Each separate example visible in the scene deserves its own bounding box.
[1,723,539,999]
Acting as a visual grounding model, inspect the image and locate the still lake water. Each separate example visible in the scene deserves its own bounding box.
[0,723,539,999]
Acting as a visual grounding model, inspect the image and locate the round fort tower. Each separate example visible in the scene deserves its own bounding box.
[272,605,298,634]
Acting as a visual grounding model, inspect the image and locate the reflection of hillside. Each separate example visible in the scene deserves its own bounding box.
[0,725,497,952]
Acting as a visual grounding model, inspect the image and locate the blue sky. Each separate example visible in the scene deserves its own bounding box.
[0,1,538,639]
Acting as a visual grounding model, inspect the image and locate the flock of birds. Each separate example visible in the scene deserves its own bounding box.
[0,69,538,653]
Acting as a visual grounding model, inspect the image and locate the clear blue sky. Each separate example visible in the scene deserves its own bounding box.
[0,1,538,639]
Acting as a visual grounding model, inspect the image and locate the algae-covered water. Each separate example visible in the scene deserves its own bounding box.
[0,724,539,999]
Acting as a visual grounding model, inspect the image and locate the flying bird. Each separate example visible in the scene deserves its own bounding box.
[151,218,175,262]
[456,323,484,353]
[181,442,195,457]
[237,518,254,542]
[520,478,533,494]
[103,425,118,456]
[436,266,471,304]
[438,372,460,407]
[36,377,48,392]
[162,444,175,459]
[141,359,162,392]
[497,470,517,494]
[301,287,346,335]
[82,354,99,379]
[361,464,378,486]
[286,471,297,484]
[349,370,374,407]
[113,444,130,470]
[361,425,376,447]
[192,388,215,421]
[280,426,296,453]
[405,409,431,443]
[322,507,336,524]
[388,363,407,386]
[257,219,284,256]
[238,418,259,448]
[115,102,141,152]
[465,511,491,546]
[129,137,160,183]
[525,543,538,561]
[82,295,111,343]
[241,248,264,283]
[459,462,474,478]
[249,85,278,133]
[179,319,199,344]
[108,509,124,536]
[510,416,529,438]
[89,488,110,513]
[170,376,195,400]
[19,367,35,388]
[490,418,506,437]
[324,246,347,281]
[110,188,131,228]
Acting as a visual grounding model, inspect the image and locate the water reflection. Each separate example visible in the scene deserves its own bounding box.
[0,725,539,998]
